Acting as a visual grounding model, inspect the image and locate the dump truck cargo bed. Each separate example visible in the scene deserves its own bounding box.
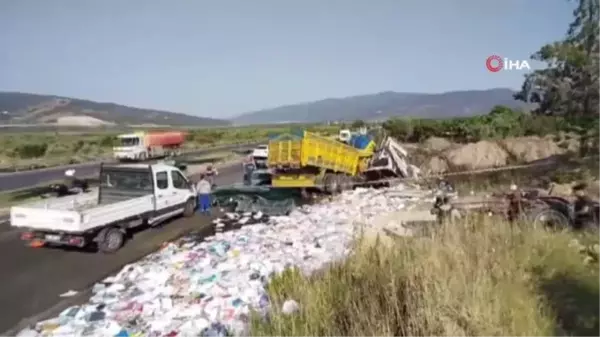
[267,130,365,176]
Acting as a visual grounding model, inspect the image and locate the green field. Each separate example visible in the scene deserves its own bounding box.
[0,124,341,172]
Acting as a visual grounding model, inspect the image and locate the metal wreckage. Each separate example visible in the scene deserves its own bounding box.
[430,180,600,230]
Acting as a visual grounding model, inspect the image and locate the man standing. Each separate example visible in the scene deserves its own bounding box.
[243,160,256,186]
[196,174,212,215]
[205,164,219,186]
[507,183,522,224]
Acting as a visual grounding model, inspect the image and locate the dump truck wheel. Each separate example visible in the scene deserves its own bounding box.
[322,174,332,193]
[338,174,352,191]
[324,174,339,194]
[98,227,125,254]
[333,175,344,194]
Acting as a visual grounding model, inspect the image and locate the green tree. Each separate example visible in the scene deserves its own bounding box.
[351,120,366,129]
[515,0,599,117]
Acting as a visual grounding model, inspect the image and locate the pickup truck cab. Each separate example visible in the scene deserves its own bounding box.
[11,163,197,253]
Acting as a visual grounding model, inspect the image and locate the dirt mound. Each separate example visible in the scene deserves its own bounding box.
[444,140,509,170]
[501,136,565,162]
[422,156,449,174]
[422,137,452,152]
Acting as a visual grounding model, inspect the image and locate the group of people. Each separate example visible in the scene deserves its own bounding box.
[196,156,258,215]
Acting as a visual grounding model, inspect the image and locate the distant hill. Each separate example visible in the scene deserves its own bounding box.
[231,88,531,125]
[0,92,229,127]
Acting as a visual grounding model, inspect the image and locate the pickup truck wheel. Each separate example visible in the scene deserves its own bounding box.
[98,228,124,253]
[183,198,196,217]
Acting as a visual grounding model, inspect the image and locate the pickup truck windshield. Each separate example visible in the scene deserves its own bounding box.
[99,168,153,204]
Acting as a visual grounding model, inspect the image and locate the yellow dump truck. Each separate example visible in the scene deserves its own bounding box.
[267,130,376,193]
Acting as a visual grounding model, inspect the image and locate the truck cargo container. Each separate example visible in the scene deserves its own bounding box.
[113,131,186,161]
[267,129,418,193]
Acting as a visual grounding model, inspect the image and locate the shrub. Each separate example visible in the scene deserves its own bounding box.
[251,218,599,336]
[13,143,48,159]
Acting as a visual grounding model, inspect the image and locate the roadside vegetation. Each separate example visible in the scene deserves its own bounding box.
[380,107,598,148]
[252,219,599,336]
[0,124,340,172]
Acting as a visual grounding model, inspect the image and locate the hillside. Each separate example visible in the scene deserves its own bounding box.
[232,88,531,125]
[0,92,229,127]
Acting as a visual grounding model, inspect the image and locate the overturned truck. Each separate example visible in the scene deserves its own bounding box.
[266,129,418,193]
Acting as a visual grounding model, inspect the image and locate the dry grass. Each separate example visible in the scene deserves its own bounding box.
[251,217,599,336]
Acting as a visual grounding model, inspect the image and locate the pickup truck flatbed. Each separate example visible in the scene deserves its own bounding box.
[11,163,198,253]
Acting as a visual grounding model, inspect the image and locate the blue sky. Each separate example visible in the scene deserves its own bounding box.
[0,0,574,118]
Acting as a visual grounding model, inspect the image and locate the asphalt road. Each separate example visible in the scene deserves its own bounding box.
[0,164,243,334]
[0,143,257,192]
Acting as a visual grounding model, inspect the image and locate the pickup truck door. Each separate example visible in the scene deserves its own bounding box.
[154,170,180,213]
[170,169,194,206]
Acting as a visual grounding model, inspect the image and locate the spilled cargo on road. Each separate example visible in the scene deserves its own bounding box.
[14,182,426,337]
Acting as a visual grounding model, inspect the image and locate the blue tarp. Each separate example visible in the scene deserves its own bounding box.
[349,134,372,149]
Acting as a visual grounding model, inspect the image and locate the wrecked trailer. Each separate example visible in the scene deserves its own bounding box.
[212,184,303,216]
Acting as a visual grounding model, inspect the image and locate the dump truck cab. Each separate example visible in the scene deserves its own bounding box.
[252,144,269,169]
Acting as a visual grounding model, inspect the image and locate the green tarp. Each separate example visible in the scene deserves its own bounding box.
[212,184,302,216]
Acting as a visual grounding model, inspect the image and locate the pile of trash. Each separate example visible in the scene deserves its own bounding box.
[17,185,425,337]
[212,212,270,233]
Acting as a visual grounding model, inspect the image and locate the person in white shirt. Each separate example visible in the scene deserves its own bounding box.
[195,174,212,215]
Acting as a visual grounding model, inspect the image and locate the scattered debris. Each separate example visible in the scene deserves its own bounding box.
[59,290,79,298]
[17,185,423,337]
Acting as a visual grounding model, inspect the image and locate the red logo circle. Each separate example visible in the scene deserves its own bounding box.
[486,55,503,72]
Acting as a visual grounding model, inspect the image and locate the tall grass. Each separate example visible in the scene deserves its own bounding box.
[251,217,599,336]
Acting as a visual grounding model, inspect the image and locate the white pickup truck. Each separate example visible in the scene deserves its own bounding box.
[11,163,197,253]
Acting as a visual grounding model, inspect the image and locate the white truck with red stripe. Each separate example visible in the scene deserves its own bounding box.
[113,131,186,161]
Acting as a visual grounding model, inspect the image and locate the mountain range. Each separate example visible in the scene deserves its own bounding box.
[231,88,529,124]
[0,92,228,127]
[0,88,528,127]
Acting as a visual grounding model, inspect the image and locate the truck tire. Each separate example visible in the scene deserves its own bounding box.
[98,227,125,254]
[183,198,196,217]
[528,208,570,231]
[338,174,352,191]
[324,173,343,195]
[333,174,345,194]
